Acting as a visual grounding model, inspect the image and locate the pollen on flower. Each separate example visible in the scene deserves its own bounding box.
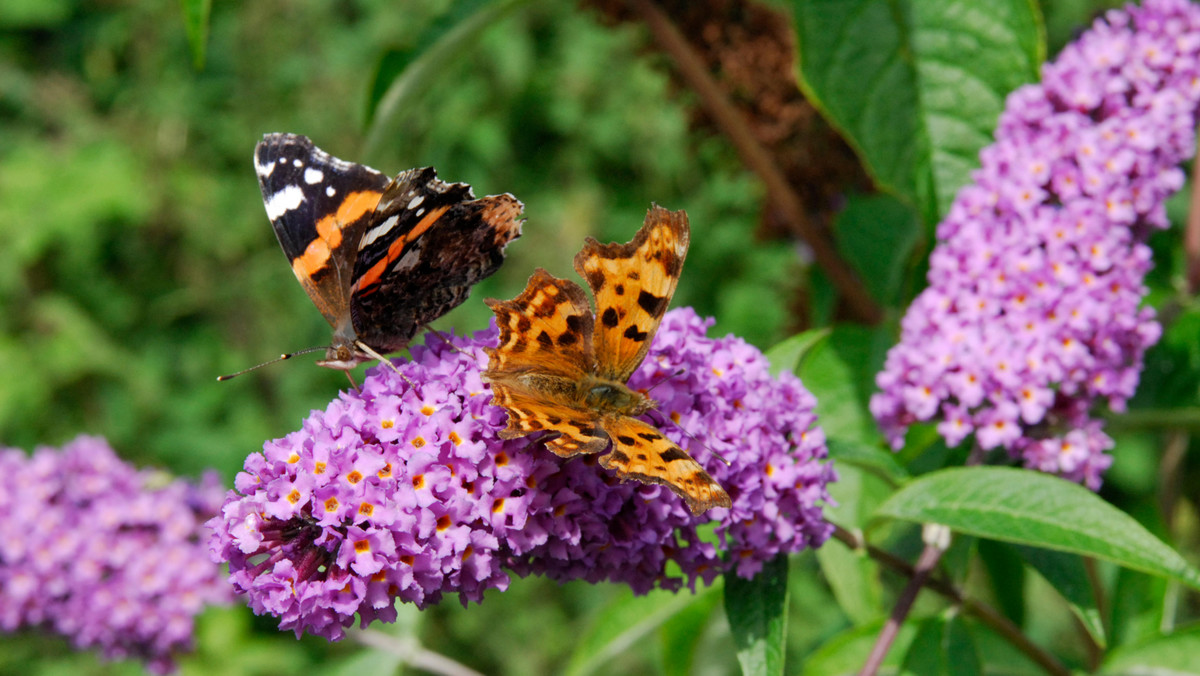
[492,498,505,513]
[287,489,303,504]
[346,470,363,484]
[412,474,424,489]
[436,515,452,531]
[354,539,371,553]
[314,461,327,474]
[381,419,394,429]
[378,463,393,479]
[324,496,339,512]
[421,405,435,416]
[358,503,374,517]
[495,451,508,466]
[448,431,462,445]
[288,452,301,463]
[411,436,426,448]
[670,411,680,424]
[462,545,474,561]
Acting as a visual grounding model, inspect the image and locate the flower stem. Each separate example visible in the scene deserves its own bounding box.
[354,628,487,676]
[630,0,882,324]
[831,524,1070,676]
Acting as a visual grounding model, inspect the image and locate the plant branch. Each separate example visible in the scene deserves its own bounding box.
[832,524,1070,676]
[630,0,882,324]
[353,628,487,676]
[857,525,948,676]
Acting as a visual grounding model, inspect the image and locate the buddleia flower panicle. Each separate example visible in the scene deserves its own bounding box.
[210,308,835,639]
[0,436,230,675]
[870,0,1200,489]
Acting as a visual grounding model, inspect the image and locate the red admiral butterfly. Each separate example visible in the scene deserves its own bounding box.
[243,133,523,374]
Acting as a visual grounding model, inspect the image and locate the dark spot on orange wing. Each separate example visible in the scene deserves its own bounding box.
[585,268,605,292]
[623,325,648,342]
[615,284,625,295]
[660,447,689,462]
[546,415,562,425]
[637,291,667,317]
[516,316,532,333]
[616,435,636,445]
[565,313,585,333]
[628,271,641,281]
[534,298,559,318]
[609,449,629,464]
[637,432,661,441]
[537,331,553,347]
[558,331,578,347]
[663,254,682,278]
[526,419,544,430]
[601,307,619,328]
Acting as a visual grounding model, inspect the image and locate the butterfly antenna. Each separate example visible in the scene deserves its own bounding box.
[644,368,688,394]
[645,408,731,467]
[216,347,327,381]
[354,341,418,389]
[421,324,469,356]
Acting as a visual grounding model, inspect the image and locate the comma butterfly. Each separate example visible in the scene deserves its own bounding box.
[482,206,731,514]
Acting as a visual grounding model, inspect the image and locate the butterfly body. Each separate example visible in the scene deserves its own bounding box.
[484,207,731,514]
[253,133,523,370]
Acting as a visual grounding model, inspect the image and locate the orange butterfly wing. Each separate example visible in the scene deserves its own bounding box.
[573,206,689,382]
[599,416,731,514]
[483,269,610,456]
[485,208,731,514]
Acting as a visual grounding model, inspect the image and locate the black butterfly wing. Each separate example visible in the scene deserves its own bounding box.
[254,133,390,330]
[349,167,524,353]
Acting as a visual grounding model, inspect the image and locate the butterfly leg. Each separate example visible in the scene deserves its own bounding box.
[354,341,418,390]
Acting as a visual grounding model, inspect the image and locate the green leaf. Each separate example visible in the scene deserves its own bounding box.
[363,0,529,153]
[179,0,212,70]
[725,554,789,676]
[791,0,1043,224]
[795,327,883,444]
[827,438,910,485]
[975,540,1026,627]
[901,614,981,676]
[658,584,722,676]
[816,536,882,626]
[1101,623,1200,675]
[875,467,1200,589]
[1014,545,1106,648]
[803,620,917,676]
[564,588,697,676]
[832,193,922,305]
[765,329,830,378]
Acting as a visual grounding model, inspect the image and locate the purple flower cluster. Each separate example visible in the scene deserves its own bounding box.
[871,0,1200,488]
[210,308,834,639]
[0,436,230,674]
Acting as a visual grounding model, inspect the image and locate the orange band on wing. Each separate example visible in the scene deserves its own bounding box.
[289,190,383,279]
[354,205,450,293]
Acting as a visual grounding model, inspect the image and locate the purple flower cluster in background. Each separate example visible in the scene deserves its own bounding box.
[0,436,230,674]
[871,0,1200,489]
[209,308,834,640]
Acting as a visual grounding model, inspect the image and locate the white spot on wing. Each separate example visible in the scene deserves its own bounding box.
[304,168,325,184]
[407,194,425,210]
[264,185,305,220]
[326,186,337,197]
[359,214,400,251]
[255,156,276,178]
[293,159,303,168]
[415,208,425,217]
[391,245,421,273]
